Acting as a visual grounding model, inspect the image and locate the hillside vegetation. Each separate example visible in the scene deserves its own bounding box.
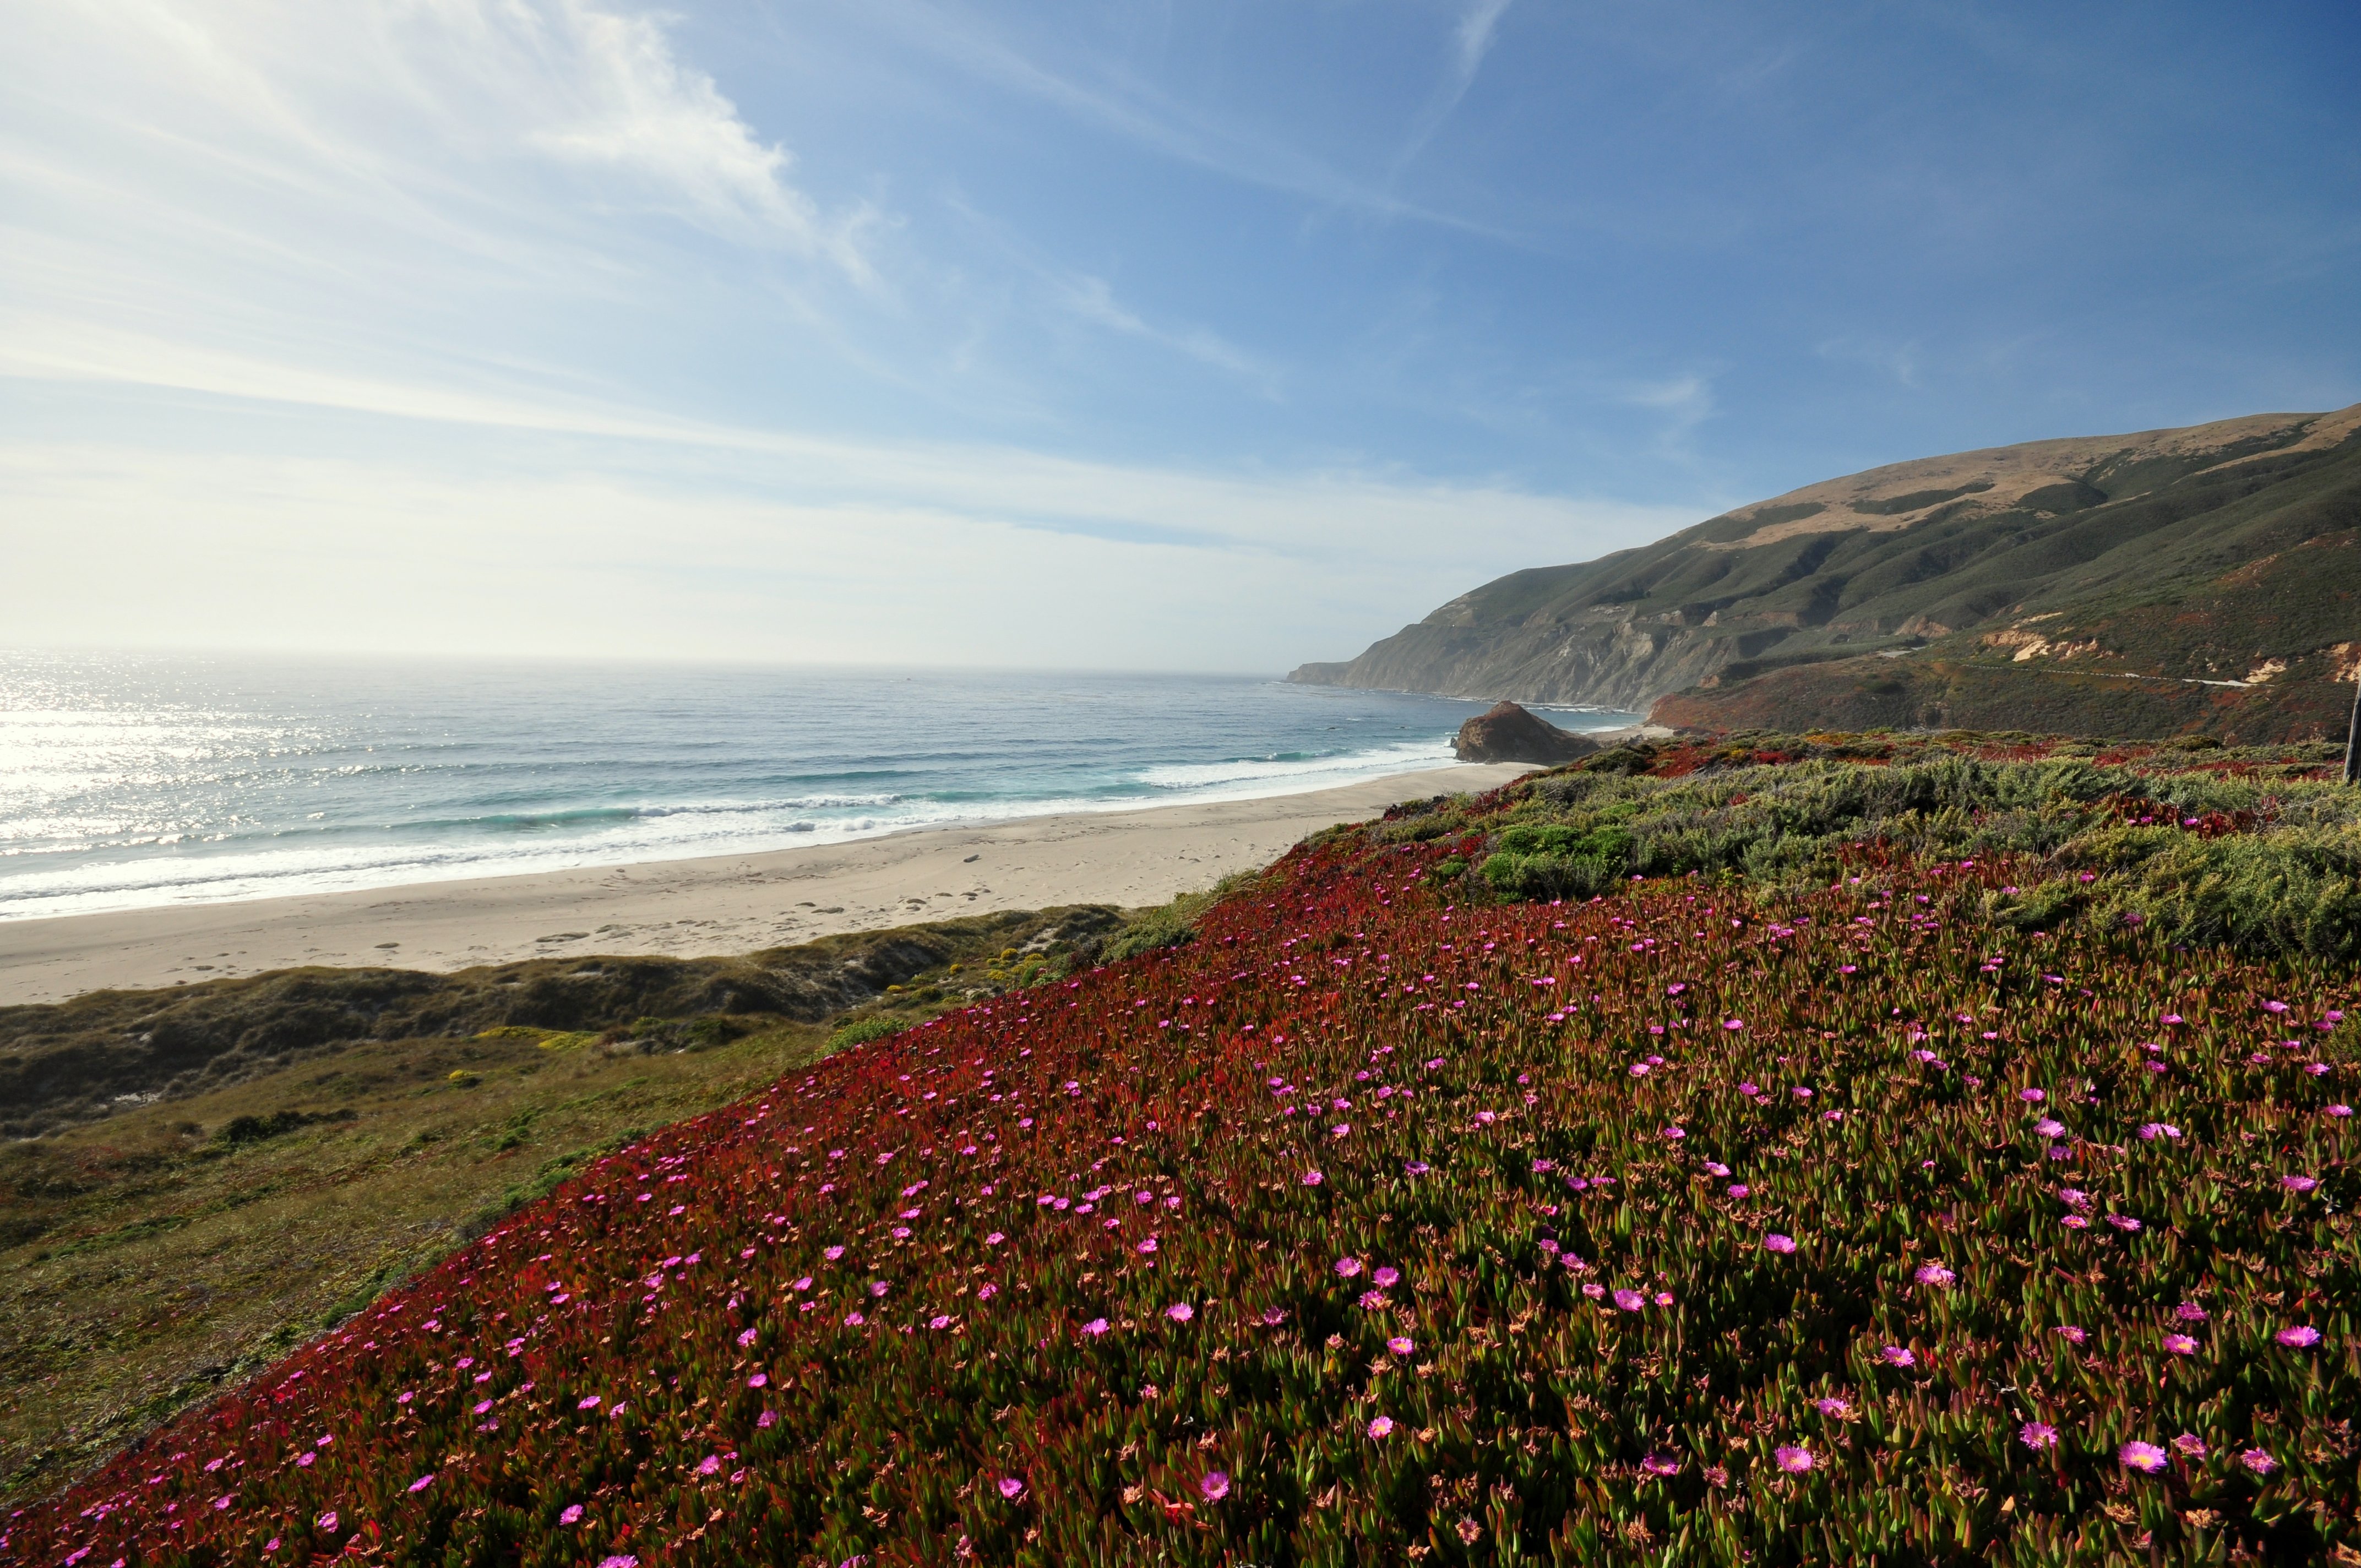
[0,908,1130,1506]
[1292,405,2361,741]
[10,733,2356,1566]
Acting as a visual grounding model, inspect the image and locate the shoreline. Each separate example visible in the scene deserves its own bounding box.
[0,762,1533,1006]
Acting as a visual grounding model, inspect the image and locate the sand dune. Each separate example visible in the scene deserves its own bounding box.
[0,764,1531,1005]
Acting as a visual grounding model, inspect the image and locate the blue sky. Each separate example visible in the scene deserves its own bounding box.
[3,1,2355,669]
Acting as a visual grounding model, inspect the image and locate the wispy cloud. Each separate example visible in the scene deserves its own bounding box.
[1393,0,1516,176]
[840,0,1519,241]
[1815,336,1923,389]
[2,0,877,279]
[1054,276,1280,394]
[521,1,877,274]
[1613,370,1721,460]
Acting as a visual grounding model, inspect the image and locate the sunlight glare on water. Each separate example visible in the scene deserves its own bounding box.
[0,652,1637,920]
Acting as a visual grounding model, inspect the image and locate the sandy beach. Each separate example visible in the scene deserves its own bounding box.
[0,763,1530,1005]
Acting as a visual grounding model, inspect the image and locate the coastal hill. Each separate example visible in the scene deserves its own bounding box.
[1291,402,2361,739]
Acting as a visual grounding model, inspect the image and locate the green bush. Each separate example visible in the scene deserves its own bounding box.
[1439,747,2361,962]
[826,1015,906,1050]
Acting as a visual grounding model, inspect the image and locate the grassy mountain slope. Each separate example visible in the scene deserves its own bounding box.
[9,734,2359,1565]
[1291,405,2361,739]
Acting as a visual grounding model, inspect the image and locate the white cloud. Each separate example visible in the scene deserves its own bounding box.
[0,436,1691,668]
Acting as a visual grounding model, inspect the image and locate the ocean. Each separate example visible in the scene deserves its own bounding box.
[0,652,1637,921]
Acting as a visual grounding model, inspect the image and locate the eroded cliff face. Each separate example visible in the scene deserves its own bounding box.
[1290,403,2361,716]
[1290,608,1738,709]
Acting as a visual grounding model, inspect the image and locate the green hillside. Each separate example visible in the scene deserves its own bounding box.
[1291,405,2361,739]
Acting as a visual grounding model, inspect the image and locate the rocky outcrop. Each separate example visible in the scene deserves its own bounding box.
[1451,702,1603,765]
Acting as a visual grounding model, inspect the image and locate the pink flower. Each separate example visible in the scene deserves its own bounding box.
[2176,1300,2208,1322]
[2239,1448,2277,1475]
[2172,1434,2207,1458]
[1199,1471,1231,1501]
[1367,1415,1396,1439]
[2282,1175,2318,1193]
[1774,1445,1813,1473]
[317,1511,340,1532]
[983,1233,1004,1246]
[1373,1265,1401,1288]
[1880,1345,1915,1368]
[2277,1325,2321,1348]
[1081,1317,1109,1337]
[2019,1422,2057,1450]
[1335,1256,1364,1278]
[2055,1325,2087,1345]
[1613,1288,1645,1311]
[1165,1302,1195,1322]
[407,1473,435,1494]
[2017,1088,2046,1103]
[1913,1262,1954,1287]
[2163,1334,2197,1355]
[1814,1396,1853,1418]
[1301,1169,1324,1186]
[1662,1125,1685,1141]
[1640,1452,1679,1477]
[998,1477,1025,1500]
[1728,1183,1751,1199]
[844,1311,865,1326]
[1387,1335,1415,1355]
[696,1455,722,1477]
[1137,1237,1158,1255]
[2118,1441,2167,1474]
[747,1371,768,1388]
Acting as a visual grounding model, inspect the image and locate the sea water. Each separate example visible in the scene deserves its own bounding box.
[0,652,1638,921]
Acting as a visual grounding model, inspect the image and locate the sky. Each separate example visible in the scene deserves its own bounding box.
[3,0,2357,672]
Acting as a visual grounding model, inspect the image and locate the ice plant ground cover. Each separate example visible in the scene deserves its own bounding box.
[9,749,2359,1565]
